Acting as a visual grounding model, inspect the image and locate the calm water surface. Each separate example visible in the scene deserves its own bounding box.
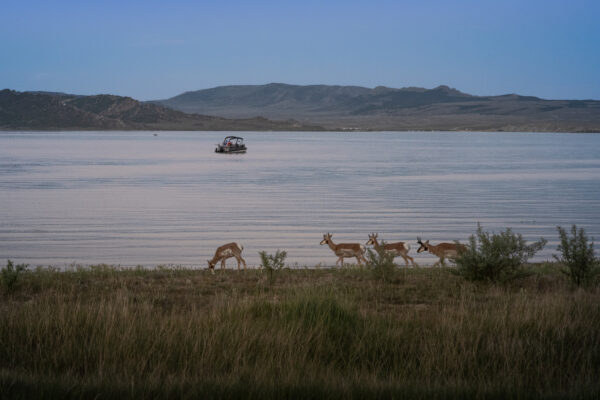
[1,131,599,267]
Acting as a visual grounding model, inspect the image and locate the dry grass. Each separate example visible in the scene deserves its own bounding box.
[1,264,599,399]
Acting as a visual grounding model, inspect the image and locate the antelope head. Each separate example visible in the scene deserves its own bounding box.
[320,233,332,246]
[207,259,215,274]
[366,233,378,246]
[416,237,430,253]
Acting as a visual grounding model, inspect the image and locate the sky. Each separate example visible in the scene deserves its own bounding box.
[1,0,599,100]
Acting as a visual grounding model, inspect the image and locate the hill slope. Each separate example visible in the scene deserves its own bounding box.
[156,83,600,132]
[0,89,321,131]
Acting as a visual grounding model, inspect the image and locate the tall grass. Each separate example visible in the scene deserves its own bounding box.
[1,265,599,399]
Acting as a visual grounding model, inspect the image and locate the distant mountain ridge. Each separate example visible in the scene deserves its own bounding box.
[154,83,503,115]
[0,89,321,131]
[3,84,599,132]
[155,83,600,132]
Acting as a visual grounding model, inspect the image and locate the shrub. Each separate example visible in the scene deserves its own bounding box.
[455,224,546,283]
[365,241,397,282]
[554,225,599,286]
[259,250,287,285]
[1,259,28,292]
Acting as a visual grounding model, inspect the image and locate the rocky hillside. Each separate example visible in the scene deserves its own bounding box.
[0,89,321,131]
[156,83,600,132]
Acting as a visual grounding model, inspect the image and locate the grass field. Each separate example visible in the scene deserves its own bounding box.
[1,264,599,399]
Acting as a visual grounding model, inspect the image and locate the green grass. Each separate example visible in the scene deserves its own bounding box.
[1,264,599,399]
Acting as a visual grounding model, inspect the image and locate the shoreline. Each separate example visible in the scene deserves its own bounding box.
[0,260,564,272]
[2,128,600,133]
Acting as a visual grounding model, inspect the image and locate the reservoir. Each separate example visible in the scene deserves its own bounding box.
[1,131,599,267]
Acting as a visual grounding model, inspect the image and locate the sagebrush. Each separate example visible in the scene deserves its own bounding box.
[555,225,599,286]
[1,259,28,292]
[365,241,397,282]
[259,249,287,284]
[455,224,546,283]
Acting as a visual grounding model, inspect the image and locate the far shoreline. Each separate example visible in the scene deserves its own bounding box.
[2,129,599,134]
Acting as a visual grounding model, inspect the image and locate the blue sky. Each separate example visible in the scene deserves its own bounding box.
[1,0,599,100]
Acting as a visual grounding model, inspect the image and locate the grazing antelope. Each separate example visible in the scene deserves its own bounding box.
[320,233,367,267]
[416,237,466,267]
[207,242,247,273]
[365,233,417,267]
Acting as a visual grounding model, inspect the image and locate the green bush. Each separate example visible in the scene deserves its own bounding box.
[259,250,287,285]
[554,225,599,286]
[455,224,546,283]
[1,260,28,292]
[366,241,397,282]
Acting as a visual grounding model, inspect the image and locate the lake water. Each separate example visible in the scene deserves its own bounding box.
[1,131,599,268]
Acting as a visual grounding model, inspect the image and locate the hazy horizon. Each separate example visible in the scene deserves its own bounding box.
[2,0,599,101]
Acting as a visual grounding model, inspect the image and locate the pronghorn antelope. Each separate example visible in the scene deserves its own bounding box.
[320,233,367,267]
[365,233,417,266]
[207,242,247,273]
[416,237,466,267]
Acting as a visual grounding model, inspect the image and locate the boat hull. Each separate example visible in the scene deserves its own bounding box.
[215,145,247,154]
